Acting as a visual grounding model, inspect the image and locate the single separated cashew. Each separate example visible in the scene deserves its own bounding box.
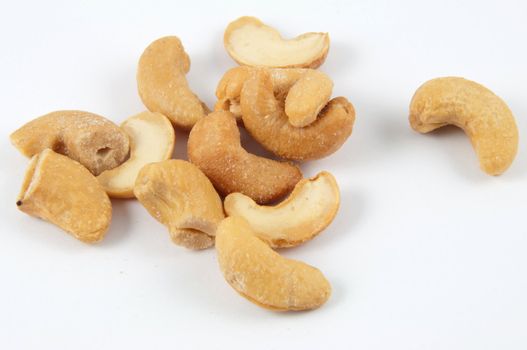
[10,110,130,176]
[137,36,209,129]
[16,149,111,243]
[240,69,355,160]
[97,111,175,198]
[224,16,329,69]
[187,110,302,204]
[409,77,519,175]
[224,171,339,248]
[215,66,333,127]
[216,216,331,311]
[134,160,224,250]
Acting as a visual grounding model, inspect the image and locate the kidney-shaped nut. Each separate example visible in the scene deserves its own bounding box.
[97,111,175,198]
[187,110,302,204]
[137,36,209,130]
[134,160,224,250]
[10,110,130,176]
[240,69,355,160]
[224,16,329,69]
[16,149,111,243]
[409,77,519,175]
[216,216,331,311]
[224,171,339,248]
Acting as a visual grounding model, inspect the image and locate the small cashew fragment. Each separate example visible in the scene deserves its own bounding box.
[409,77,519,175]
[187,110,302,204]
[216,216,331,311]
[134,160,224,250]
[224,171,339,248]
[137,36,209,129]
[224,16,329,69]
[97,111,175,198]
[10,110,130,176]
[240,69,355,160]
[16,149,111,243]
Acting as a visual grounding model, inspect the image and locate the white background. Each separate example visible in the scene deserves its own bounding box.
[0,0,526,349]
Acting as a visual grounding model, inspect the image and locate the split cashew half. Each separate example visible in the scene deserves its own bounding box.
[187,110,302,204]
[137,36,209,129]
[216,216,332,311]
[409,77,519,175]
[224,171,339,248]
[10,110,130,176]
[224,16,330,69]
[97,111,175,198]
[16,149,112,243]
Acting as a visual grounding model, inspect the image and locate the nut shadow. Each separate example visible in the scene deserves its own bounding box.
[99,198,133,247]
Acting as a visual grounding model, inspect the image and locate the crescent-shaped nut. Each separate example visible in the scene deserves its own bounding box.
[97,111,175,198]
[409,77,519,175]
[137,36,209,130]
[16,149,112,243]
[10,110,130,176]
[134,160,224,250]
[240,69,355,160]
[187,110,302,204]
[224,16,329,69]
[216,216,331,311]
[224,171,339,248]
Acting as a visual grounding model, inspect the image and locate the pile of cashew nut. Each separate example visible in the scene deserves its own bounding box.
[9,16,520,312]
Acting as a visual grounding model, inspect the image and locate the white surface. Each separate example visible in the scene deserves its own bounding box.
[0,0,526,349]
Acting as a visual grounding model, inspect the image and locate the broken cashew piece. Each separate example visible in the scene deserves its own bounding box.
[134,160,224,250]
[10,110,130,176]
[187,110,302,204]
[97,111,175,198]
[137,36,209,129]
[16,149,111,243]
[409,77,519,175]
[224,171,339,248]
[224,16,329,69]
[216,216,331,311]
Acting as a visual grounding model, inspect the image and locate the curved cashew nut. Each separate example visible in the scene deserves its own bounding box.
[409,77,519,175]
[137,36,209,129]
[10,110,130,176]
[187,110,302,204]
[216,216,331,311]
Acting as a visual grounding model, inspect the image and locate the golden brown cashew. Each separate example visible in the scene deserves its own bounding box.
[137,36,209,129]
[409,77,519,175]
[240,69,355,160]
[16,149,111,243]
[216,216,331,311]
[10,110,130,176]
[187,110,302,204]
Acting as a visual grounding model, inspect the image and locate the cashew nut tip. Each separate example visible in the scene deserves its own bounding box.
[216,216,332,311]
[409,77,519,175]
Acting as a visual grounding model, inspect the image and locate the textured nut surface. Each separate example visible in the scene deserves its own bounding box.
[187,110,302,204]
[97,111,175,198]
[137,36,209,129]
[224,171,339,248]
[16,149,111,243]
[10,110,130,176]
[224,16,329,69]
[216,216,331,311]
[134,160,224,250]
[409,77,519,175]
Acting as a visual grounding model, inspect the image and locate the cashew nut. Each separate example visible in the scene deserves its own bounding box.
[134,160,224,250]
[10,110,130,176]
[187,110,302,204]
[216,216,331,311]
[409,77,519,175]
[224,16,329,69]
[16,149,111,243]
[224,171,339,248]
[137,36,209,129]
